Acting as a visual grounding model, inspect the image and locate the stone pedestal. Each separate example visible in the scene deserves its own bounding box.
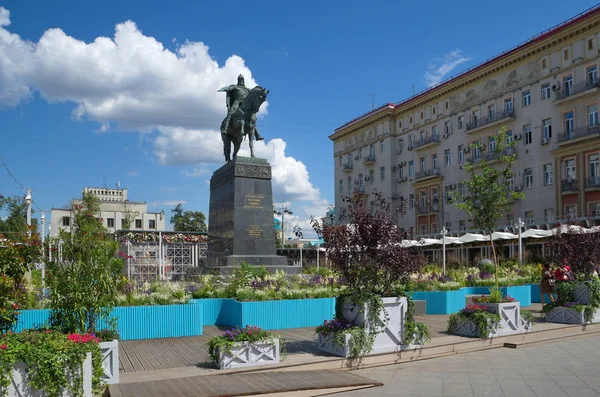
[207,157,296,274]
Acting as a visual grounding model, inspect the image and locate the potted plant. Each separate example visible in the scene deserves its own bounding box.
[470,287,531,334]
[310,192,427,358]
[207,325,282,370]
[447,304,501,338]
[0,330,103,397]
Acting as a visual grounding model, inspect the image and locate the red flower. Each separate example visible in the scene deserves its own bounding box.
[11,303,18,310]
[0,344,7,350]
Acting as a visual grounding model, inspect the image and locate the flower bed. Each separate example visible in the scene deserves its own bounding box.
[544,280,600,325]
[208,326,282,370]
[0,330,103,397]
[447,304,501,338]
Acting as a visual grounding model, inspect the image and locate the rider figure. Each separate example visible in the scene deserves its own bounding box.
[218,74,264,141]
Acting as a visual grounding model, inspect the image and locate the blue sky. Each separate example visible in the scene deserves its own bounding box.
[1,0,598,236]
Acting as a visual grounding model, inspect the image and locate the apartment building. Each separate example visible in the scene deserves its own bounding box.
[330,6,600,237]
[50,187,166,235]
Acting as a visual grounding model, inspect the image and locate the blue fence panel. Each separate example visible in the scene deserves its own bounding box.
[501,285,531,306]
[219,299,242,327]
[240,298,336,330]
[529,283,541,303]
[189,298,226,326]
[14,309,50,332]
[109,304,203,340]
[461,287,491,295]
[410,290,466,315]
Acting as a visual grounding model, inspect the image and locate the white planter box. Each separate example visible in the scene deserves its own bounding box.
[449,318,499,338]
[546,306,600,324]
[341,296,410,354]
[485,302,527,334]
[574,283,592,305]
[0,352,92,397]
[99,340,119,385]
[317,332,350,358]
[216,339,280,370]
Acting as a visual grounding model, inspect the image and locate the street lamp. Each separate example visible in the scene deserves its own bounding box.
[41,212,46,287]
[441,227,448,275]
[273,206,293,248]
[515,217,525,267]
[24,189,32,238]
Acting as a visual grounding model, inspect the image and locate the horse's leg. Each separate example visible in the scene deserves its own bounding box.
[221,132,230,162]
[233,121,244,160]
[248,127,255,158]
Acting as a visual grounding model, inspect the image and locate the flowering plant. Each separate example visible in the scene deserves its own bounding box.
[472,295,515,304]
[447,304,501,339]
[207,325,283,363]
[315,318,354,336]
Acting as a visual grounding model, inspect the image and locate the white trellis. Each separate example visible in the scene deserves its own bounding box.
[125,241,207,282]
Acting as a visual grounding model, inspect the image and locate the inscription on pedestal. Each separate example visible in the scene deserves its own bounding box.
[244,194,265,210]
[246,225,263,239]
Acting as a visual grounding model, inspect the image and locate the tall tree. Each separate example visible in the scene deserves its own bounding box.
[0,196,39,243]
[170,203,207,232]
[450,127,524,284]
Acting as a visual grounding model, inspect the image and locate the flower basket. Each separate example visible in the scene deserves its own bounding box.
[216,339,280,369]
[99,340,119,385]
[1,353,93,397]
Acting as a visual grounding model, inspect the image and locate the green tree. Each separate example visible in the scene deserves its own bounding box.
[450,127,524,285]
[0,196,39,243]
[170,203,207,232]
[46,193,124,333]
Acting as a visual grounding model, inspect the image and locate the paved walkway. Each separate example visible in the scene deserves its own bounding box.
[332,335,600,397]
[109,369,381,397]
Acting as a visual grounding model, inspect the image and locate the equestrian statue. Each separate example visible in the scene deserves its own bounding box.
[218,74,268,162]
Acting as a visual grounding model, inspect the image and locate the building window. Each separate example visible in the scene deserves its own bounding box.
[408,161,415,177]
[489,136,496,152]
[420,224,427,236]
[409,116,413,124]
[459,220,466,232]
[62,216,70,226]
[545,208,555,222]
[488,104,495,119]
[420,157,426,172]
[563,49,569,61]
[506,213,514,227]
[444,149,451,166]
[368,169,374,184]
[522,91,531,107]
[587,66,598,84]
[504,98,513,113]
[523,124,532,145]
[339,179,343,193]
[432,153,438,169]
[135,219,142,229]
[338,156,342,167]
[432,106,436,115]
[565,159,576,180]
[590,203,600,217]
[541,83,551,100]
[507,174,514,191]
[409,134,415,148]
[458,116,464,130]
[543,164,553,186]
[542,58,547,69]
[590,154,600,179]
[458,182,466,197]
[473,141,480,160]
[409,194,415,209]
[445,100,449,110]
[149,219,156,229]
[458,145,465,164]
[358,173,363,189]
[397,139,404,152]
[107,218,115,228]
[398,168,403,179]
[506,130,513,145]
[565,205,577,220]
[420,191,427,208]
[431,223,438,234]
[347,176,351,192]
[380,140,384,153]
[347,153,352,165]
[471,110,479,125]
[588,39,594,51]
[419,130,426,143]
[542,118,552,140]
[588,104,599,127]
[563,75,573,96]
[432,125,438,137]
[563,111,574,136]
[420,111,424,120]
[444,221,452,231]
[525,168,533,189]
[398,121,402,129]
[444,121,451,134]
[380,166,385,181]
[525,211,535,225]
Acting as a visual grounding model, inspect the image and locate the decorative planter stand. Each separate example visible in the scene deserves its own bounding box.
[99,340,120,384]
[449,318,499,338]
[0,352,92,397]
[546,306,600,324]
[216,339,280,370]
[484,302,529,335]
[316,333,350,358]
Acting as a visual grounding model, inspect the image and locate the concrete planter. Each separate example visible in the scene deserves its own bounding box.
[573,283,593,305]
[547,307,586,324]
[484,302,527,334]
[99,340,119,385]
[216,339,280,370]
[342,296,410,354]
[449,318,499,338]
[0,352,92,397]
[316,332,350,358]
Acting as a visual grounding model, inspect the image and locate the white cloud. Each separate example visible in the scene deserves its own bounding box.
[150,200,187,207]
[424,49,471,87]
[180,168,210,178]
[127,170,139,177]
[0,7,326,228]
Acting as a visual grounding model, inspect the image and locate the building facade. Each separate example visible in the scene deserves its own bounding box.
[50,187,166,235]
[331,6,600,237]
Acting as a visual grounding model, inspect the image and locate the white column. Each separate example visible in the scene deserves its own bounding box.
[441,228,447,275]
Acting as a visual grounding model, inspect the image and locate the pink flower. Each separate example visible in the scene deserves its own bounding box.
[0,344,7,350]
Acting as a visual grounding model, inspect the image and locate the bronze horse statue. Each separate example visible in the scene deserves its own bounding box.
[222,86,269,162]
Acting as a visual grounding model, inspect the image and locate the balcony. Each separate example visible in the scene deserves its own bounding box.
[561,179,578,193]
[467,149,516,166]
[557,125,600,145]
[465,110,515,133]
[414,168,441,182]
[363,154,376,165]
[555,79,600,104]
[413,134,440,151]
[585,176,600,190]
[342,163,353,172]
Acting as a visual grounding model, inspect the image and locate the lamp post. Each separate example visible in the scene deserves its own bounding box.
[515,217,525,267]
[273,206,293,248]
[25,189,32,238]
[40,212,46,287]
[441,227,448,275]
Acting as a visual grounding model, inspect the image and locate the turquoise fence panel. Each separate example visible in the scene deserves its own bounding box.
[461,287,491,295]
[219,299,242,327]
[189,298,227,326]
[530,283,541,303]
[14,309,50,332]
[501,285,531,306]
[410,290,466,314]
[240,298,336,330]
[109,304,203,340]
